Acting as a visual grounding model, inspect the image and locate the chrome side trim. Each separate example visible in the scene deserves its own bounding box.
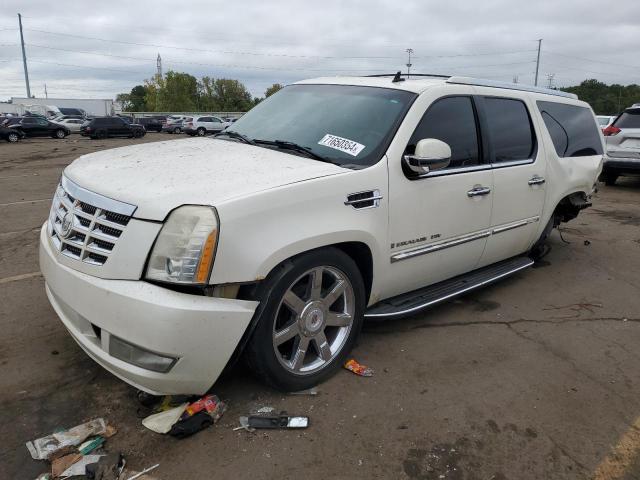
[416,163,490,178]
[364,258,534,318]
[391,230,491,263]
[61,175,137,217]
[491,159,534,169]
[344,189,382,209]
[491,216,539,235]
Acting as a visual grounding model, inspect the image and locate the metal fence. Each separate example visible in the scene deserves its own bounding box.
[126,111,245,120]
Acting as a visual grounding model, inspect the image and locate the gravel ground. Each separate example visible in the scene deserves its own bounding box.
[1,133,640,480]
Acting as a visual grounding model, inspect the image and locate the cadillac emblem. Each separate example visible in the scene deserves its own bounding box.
[60,212,74,239]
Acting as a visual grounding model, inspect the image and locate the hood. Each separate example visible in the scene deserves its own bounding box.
[64,138,346,220]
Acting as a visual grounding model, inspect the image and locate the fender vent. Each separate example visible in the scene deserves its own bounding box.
[344,190,382,209]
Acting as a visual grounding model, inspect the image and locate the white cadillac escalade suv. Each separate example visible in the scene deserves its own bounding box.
[40,74,603,394]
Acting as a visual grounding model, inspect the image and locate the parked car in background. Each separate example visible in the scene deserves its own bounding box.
[9,116,70,138]
[137,117,163,132]
[0,126,26,143]
[39,75,603,395]
[81,117,146,139]
[51,114,85,122]
[601,105,640,185]
[597,115,616,131]
[53,118,85,133]
[1,116,23,127]
[163,115,188,133]
[183,115,230,136]
[162,120,183,133]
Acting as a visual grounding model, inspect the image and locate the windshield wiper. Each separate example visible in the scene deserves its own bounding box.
[253,139,335,163]
[213,130,255,145]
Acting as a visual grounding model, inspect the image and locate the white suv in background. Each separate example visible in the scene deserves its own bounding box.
[40,75,603,395]
[183,115,230,136]
[601,105,640,185]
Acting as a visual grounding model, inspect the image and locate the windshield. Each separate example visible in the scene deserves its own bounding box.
[226,84,416,168]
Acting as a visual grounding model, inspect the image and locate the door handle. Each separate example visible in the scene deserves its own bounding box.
[528,175,546,186]
[467,186,491,197]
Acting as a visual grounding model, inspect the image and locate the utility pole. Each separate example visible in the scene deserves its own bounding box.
[534,38,542,87]
[44,83,48,99]
[156,53,163,80]
[512,75,519,84]
[405,48,413,78]
[546,73,555,89]
[18,13,31,98]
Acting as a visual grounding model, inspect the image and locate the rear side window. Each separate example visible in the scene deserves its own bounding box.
[483,97,535,162]
[537,101,603,157]
[614,109,640,128]
[408,96,480,169]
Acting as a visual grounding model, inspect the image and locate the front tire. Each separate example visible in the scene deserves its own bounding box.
[173,127,181,134]
[54,129,66,139]
[245,248,365,391]
[7,132,19,143]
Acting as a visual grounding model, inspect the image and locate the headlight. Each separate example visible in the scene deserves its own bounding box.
[145,205,219,284]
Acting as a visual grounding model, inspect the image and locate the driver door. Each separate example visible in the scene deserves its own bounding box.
[384,89,493,298]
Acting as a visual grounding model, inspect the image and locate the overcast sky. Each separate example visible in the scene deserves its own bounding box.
[0,0,638,102]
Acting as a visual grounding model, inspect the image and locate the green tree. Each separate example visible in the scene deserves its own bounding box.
[561,79,640,115]
[115,93,131,111]
[128,85,148,111]
[265,83,283,98]
[157,71,199,111]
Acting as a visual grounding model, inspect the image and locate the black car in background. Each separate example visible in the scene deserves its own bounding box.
[137,117,163,132]
[0,126,26,143]
[9,117,70,138]
[81,117,146,139]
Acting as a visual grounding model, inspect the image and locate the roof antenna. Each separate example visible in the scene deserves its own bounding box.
[392,71,405,83]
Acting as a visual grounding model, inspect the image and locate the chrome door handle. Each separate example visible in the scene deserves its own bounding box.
[528,175,546,186]
[467,186,491,197]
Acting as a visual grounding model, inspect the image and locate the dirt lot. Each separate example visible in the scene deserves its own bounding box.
[1,134,640,480]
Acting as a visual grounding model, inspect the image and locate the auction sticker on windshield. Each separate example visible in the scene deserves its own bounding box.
[318,134,365,157]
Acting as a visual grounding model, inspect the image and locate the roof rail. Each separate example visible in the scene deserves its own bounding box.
[447,76,578,99]
[366,73,451,79]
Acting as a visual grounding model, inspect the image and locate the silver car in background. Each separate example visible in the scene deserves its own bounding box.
[52,118,85,133]
[601,106,640,185]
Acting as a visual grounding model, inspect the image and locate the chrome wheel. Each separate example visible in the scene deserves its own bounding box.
[55,129,65,138]
[272,266,355,375]
[7,132,18,143]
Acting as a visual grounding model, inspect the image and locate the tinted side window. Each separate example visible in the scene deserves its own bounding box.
[614,109,640,129]
[537,101,603,157]
[23,118,36,124]
[483,98,535,162]
[408,96,479,168]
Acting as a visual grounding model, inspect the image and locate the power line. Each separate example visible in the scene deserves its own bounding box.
[545,50,640,70]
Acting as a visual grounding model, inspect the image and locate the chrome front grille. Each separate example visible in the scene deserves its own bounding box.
[47,177,137,266]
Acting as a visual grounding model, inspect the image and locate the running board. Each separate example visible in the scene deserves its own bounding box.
[364,256,534,320]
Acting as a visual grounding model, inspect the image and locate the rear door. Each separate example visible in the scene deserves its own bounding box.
[606,108,640,160]
[209,116,225,132]
[475,94,546,267]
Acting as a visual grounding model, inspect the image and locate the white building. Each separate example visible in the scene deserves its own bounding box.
[0,97,114,117]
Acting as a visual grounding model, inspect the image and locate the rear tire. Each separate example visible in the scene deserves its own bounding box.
[245,248,365,392]
[97,130,108,139]
[197,127,206,136]
[530,215,555,259]
[173,127,181,134]
[54,129,66,139]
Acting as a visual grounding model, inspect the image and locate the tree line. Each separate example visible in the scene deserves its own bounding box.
[117,72,639,115]
[561,79,640,115]
[116,71,282,112]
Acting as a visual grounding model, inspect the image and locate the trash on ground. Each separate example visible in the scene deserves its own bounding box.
[142,404,188,434]
[34,474,51,480]
[289,386,319,395]
[142,394,226,437]
[344,358,374,377]
[584,240,591,245]
[256,406,275,413]
[26,418,108,460]
[169,411,214,438]
[85,452,125,480]
[51,453,82,478]
[245,412,309,429]
[125,463,160,480]
[78,436,106,455]
[60,454,104,478]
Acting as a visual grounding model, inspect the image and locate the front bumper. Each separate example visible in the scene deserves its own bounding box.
[39,225,258,395]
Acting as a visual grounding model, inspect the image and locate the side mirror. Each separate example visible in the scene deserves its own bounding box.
[403,138,452,175]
